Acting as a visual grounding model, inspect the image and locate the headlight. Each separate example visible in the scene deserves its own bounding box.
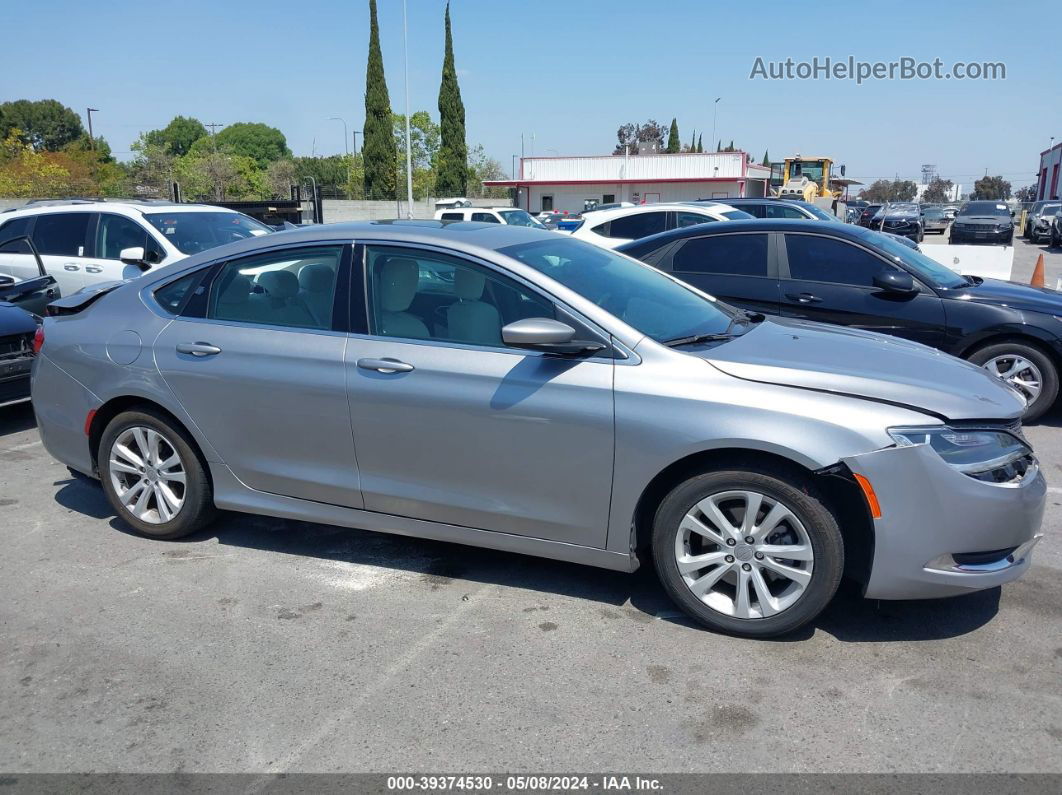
[888,426,1034,482]
[997,223,1011,230]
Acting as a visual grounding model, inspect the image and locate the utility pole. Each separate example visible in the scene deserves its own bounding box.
[402,0,414,217]
[86,108,99,150]
[328,117,349,155]
[711,97,720,155]
[352,130,362,155]
[205,122,223,153]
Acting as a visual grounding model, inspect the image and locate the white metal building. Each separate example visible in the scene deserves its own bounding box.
[1037,141,1061,201]
[483,152,771,214]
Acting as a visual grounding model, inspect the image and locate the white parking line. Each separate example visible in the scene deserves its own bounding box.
[1,439,42,453]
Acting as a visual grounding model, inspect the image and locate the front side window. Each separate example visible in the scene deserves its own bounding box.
[599,211,667,240]
[499,237,737,343]
[96,214,148,260]
[471,212,501,223]
[366,246,555,347]
[207,245,342,330]
[674,211,717,229]
[766,204,808,219]
[144,211,272,255]
[497,209,545,228]
[785,234,890,287]
[32,212,90,256]
[672,234,769,277]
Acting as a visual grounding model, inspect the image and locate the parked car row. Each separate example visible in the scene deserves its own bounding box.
[30,220,1044,640]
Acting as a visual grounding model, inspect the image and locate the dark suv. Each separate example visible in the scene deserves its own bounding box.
[950,201,1015,245]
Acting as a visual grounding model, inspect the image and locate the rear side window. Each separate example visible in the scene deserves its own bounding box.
[440,212,464,221]
[672,234,769,276]
[32,212,91,256]
[785,235,887,286]
[154,271,204,315]
[595,211,667,240]
[674,211,717,229]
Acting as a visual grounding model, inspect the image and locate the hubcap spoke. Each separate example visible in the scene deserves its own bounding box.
[758,543,813,562]
[109,458,141,476]
[984,355,1043,401]
[750,566,780,617]
[677,550,729,575]
[687,563,734,597]
[735,568,753,618]
[119,479,147,508]
[680,513,727,547]
[696,496,741,541]
[113,443,145,470]
[758,556,812,587]
[752,502,793,542]
[740,491,763,536]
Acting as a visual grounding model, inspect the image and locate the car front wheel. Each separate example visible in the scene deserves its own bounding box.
[968,343,1059,422]
[98,408,217,539]
[652,466,844,638]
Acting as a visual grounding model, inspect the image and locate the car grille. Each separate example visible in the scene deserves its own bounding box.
[0,332,34,361]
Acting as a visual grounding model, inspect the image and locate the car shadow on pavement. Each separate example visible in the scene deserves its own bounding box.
[51,475,1003,644]
[0,402,37,438]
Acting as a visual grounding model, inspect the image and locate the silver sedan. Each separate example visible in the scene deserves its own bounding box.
[32,221,1044,637]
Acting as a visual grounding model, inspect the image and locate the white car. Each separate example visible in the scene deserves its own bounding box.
[433,206,547,228]
[569,202,753,249]
[0,199,273,296]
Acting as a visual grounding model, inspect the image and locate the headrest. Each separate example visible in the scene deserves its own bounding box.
[299,262,334,293]
[454,268,485,300]
[219,274,251,304]
[257,269,299,299]
[378,257,419,312]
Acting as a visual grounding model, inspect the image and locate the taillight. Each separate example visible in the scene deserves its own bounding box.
[32,325,45,354]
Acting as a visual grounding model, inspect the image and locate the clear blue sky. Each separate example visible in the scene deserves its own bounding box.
[6,0,1059,190]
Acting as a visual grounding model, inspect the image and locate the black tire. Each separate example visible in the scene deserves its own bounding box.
[98,408,216,539]
[967,342,1059,423]
[651,465,844,638]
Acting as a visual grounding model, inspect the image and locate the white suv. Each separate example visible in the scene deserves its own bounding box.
[433,206,547,228]
[570,202,753,249]
[0,200,273,296]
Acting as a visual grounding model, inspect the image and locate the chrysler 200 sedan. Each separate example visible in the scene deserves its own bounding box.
[32,221,1045,637]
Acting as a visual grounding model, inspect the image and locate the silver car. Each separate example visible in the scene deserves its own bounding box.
[32,222,1045,637]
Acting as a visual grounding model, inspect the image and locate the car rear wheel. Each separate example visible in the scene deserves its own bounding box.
[967,342,1058,422]
[652,466,844,638]
[98,408,216,539]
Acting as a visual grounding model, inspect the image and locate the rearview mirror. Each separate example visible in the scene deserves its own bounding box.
[501,317,605,355]
[119,246,152,272]
[873,270,916,294]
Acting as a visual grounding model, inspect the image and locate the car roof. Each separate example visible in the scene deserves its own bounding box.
[614,217,883,253]
[583,202,736,222]
[0,199,243,220]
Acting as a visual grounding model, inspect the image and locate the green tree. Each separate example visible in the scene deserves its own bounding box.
[861,178,919,203]
[143,116,208,157]
[717,140,722,152]
[129,138,175,198]
[467,143,508,198]
[666,118,680,153]
[613,120,666,154]
[973,175,1012,200]
[210,122,291,169]
[175,151,265,201]
[697,134,703,153]
[435,1,467,196]
[266,159,297,198]
[687,129,695,152]
[363,0,397,199]
[762,150,770,166]
[921,177,954,204]
[1015,184,1037,203]
[0,99,85,151]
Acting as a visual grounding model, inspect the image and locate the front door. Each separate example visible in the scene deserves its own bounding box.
[154,243,362,508]
[345,244,615,547]
[83,213,166,286]
[778,232,946,347]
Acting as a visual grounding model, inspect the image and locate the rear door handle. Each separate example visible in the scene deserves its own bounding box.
[785,292,822,304]
[85,266,103,273]
[63,264,80,271]
[357,357,414,374]
[176,342,222,357]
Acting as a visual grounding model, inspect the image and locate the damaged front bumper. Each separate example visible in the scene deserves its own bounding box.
[842,442,1045,600]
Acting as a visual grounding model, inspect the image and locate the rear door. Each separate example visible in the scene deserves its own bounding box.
[778,232,946,346]
[659,231,780,316]
[0,216,40,282]
[153,242,362,508]
[30,212,94,295]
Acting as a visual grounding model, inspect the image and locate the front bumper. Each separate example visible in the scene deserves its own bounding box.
[843,442,1045,600]
[951,226,1012,243]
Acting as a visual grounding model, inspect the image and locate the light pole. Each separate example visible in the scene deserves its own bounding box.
[352,130,362,154]
[401,0,414,217]
[86,107,99,150]
[328,117,349,155]
[711,97,720,152]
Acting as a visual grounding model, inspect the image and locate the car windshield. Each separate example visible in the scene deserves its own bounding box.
[720,209,755,220]
[960,202,1010,217]
[498,209,546,228]
[871,232,967,289]
[1042,204,1061,216]
[144,211,272,254]
[498,236,738,343]
[923,207,943,218]
[884,204,919,216]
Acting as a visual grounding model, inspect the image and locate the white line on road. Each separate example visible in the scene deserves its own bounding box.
[1,439,42,453]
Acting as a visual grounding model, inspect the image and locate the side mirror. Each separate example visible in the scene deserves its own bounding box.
[873,269,916,294]
[119,246,152,272]
[501,317,605,355]
[0,274,13,287]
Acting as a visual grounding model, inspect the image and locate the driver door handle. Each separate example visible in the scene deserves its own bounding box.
[63,264,80,271]
[785,292,822,304]
[357,357,414,374]
[176,342,222,357]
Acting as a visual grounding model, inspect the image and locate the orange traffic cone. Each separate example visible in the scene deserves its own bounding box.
[1031,253,1046,288]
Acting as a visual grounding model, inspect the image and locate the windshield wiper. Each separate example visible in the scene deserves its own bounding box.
[662,332,736,347]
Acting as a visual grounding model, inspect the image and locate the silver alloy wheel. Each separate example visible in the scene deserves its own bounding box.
[982,354,1043,404]
[108,427,186,524]
[675,490,814,620]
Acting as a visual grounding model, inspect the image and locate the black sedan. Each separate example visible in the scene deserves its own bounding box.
[949,200,1014,245]
[618,219,1062,420]
[0,234,55,406]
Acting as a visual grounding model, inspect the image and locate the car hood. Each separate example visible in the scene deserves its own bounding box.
[956,277,1062,314]
[695,317,1024,421]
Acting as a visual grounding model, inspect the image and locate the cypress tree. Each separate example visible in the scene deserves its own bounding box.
[435,1,467,196]
[666,118,680,153]
[717,140,722,152]
[363,0,397,199]
[688,129,695,151]
[762,149,770,166]
[728,139,734,151]
[697,134,703,153]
